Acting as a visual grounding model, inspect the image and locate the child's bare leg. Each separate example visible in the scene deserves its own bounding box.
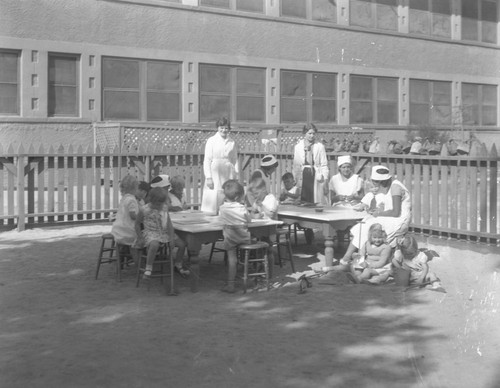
[222,249,238,293]
[145,240,160,276]
[174,238,189,276]
[130,247,141,266]
[340,242,358,263]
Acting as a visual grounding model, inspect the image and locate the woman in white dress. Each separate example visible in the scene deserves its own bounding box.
[340,165,411,262]
[329,155,364,206]
[201,117,239,215]
[292,123,329,205]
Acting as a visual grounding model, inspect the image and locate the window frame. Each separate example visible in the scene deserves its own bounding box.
[280,70,337,124]
[0,49,20,116]
[199,0,265,13]
[349,75,399,125]
[279,0,338,23]
[199,64,266,123]
[462,0,498,44]
[462,83,498,126]
[48,53,80,118]
[349,0,399,31]
[408,0,452,38]
[102,56,182,122]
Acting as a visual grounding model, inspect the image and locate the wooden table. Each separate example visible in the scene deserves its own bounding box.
[277,205,366,267]
[171,211,282,292]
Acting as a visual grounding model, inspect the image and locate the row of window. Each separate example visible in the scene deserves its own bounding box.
[195,0,498,44]
[0,51,497,127]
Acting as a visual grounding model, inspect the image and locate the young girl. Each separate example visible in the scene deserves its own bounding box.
[392,235,444,291]
[139,187,175,277]
[219,179,252,293]
[350,223,392,284]
[168,175,190,277]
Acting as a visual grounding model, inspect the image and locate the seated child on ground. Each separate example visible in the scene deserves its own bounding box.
[167,175,190,276]
[350,223,392,284]
[392,235,444,291]
[111,175,141,264]
[279,172,301,205]
[139,187,175,277]
[219,180,252,293]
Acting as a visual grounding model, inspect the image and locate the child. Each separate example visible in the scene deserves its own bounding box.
[219,179,252,293]
[139,187,175,278]
[111,175,141,263]
[392,235,445,291]
[136,181,151,206]
[247,177,279,220]
[279,172,301,204]
[350,223,392,284]
[168,175,190,277]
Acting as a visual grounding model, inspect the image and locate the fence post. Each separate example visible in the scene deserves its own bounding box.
[16,145,25,231]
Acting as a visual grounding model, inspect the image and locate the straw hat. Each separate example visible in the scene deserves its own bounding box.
[261,155,278,168]
[150,174,171,188]
[337,155,353,167]
[371,165,391,181]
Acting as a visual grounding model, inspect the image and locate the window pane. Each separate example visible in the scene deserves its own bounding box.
[433,0,451,15]
[378,102,398,123]
[200,66,231,93]
[236,96,264,121]
[147,62,180,91]
[482,85,497,104]
[462,105,478,125]
[103,91,140,120]
[409,9,431,34]
[482,106,497,125]
[313,73,335,98]
[49,56,77,85]
[431,105,451,125]
[312,0,337,22]
[237,0,264,12]
[433,82,451,105]
[376,3,398,30]
[377,78,397,100]
[147,92,180,121]
[281,99,307,122]
[237,68,264,95]
[410,80,428,102]
[410,104,429,124]
[462,18,479,40]
[103,58,139,89]
[0,84,18,114]
[200,0,229,8]
[462,83,478,105]
[350,101,373,123]
[281,72,307,97]
[0,52,19,83]
[350,0,374,28]
[312,100,336,122]
[482,1,497,22]
[482,21,497,43]
[432,14,451,37]
[200,95,230,122]
[351,76,372,100]
[48,86,77,116]
[462,0,478,18]
[410,0,428,11]
[282,0,307,18]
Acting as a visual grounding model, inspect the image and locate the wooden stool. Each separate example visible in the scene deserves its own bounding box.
[208,238,228,266]
[136,243,176,295]
[95,233,128,282]
[238,241,270,293]
[275,228,296,273]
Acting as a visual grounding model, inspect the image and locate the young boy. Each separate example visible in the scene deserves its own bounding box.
[279,172,301,204]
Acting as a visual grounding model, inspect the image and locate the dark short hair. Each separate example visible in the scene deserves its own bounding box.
[138,181,150,192]
[222,179,244,201]
[302,123,317,134]
[148,187,168,205]
[282,172,294,181]
[215,116,231,129]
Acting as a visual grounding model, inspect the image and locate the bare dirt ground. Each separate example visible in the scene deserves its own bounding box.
[1,224,499,388]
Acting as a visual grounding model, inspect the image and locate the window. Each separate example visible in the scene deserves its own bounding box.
[350,75,398,124]
[102,57,181,121]
[199,65,265,123]
[409,0,451,38]
[281,71,337,123]
[410,80,451,125]
[200,0,264,13]
[462,0,497,44]
[48,54,79,117]
[462,83,497,126]
[0,50,19,115]
[350,0,398,31]
[281,0,306,18]
[280,0,337,22]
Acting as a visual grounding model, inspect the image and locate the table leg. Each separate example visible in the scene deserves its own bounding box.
[189,249,200,293]
[324,237,335,267]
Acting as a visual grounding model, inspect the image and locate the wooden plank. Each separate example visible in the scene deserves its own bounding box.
[77,153,84,221]
[421,159,430,225]
[413,160,421,225]
[27,156,35,226]
[57,153,65,222]
[94,151,102,220]
[67,151,75,222]
[479,160,488,232]
[86,154,93,220]
[488,146,498,234]
[469,160,478,232]
[103,152,111,213]
[47,150,55,223]
[440,162,449,230]
[16,147,26,231]
[37,154,45,224]
[431,160,439,226]
[449,160,458,229]
[459,160,468,231]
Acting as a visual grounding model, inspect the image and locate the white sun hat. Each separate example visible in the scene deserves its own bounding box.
[261,154,278,168]
[150,174,171,188]
[337,155,353,167]
[371,165,392,181]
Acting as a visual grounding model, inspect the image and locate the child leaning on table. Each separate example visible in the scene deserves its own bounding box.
[111,175,141,264]
[219,179,252,293]
[139,187,176,278]
[279,172,301,205]
[392,235,445,292]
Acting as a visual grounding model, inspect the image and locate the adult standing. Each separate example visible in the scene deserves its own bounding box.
[340,165,411,263]
[292,123,329,205]
[329,155,364,206]
[201,117,239,215]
